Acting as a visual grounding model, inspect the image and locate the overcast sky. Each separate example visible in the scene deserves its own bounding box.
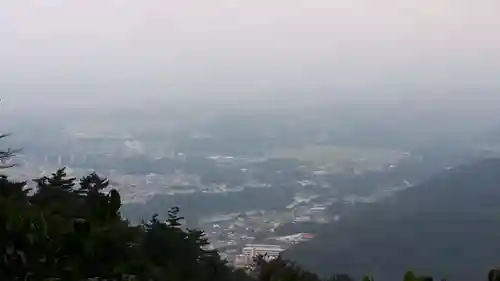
[1,0,500,111]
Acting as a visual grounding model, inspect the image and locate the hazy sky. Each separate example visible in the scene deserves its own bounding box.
[1,0,500,110]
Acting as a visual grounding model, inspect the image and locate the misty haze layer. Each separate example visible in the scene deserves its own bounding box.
[0,0,499,111]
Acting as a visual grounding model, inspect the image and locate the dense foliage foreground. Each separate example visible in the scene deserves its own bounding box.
[0,168,498,281]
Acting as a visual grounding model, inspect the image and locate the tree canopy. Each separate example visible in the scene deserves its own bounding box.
[0,168,242,281]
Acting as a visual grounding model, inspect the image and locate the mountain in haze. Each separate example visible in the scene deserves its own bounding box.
[286,158,500,281]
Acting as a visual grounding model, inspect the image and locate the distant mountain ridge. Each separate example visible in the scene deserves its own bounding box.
[286,158,500,281]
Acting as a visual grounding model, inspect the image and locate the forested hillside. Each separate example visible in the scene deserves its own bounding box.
[3,166,495,280]
[287,158,500,281]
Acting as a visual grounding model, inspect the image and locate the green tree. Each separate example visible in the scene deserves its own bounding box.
[0,134,19,169]
[489,268,500,281]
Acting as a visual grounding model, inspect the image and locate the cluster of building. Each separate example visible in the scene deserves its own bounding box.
[232,233,315,269]
[234,244,287,268]
[195,203,329,268]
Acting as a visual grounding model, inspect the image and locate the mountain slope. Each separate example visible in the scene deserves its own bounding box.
[286,158,500,281]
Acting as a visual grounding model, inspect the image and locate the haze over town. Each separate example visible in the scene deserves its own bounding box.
[1,1,500,280]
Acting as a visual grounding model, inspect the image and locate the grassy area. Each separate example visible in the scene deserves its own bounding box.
[268,145,405,171]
